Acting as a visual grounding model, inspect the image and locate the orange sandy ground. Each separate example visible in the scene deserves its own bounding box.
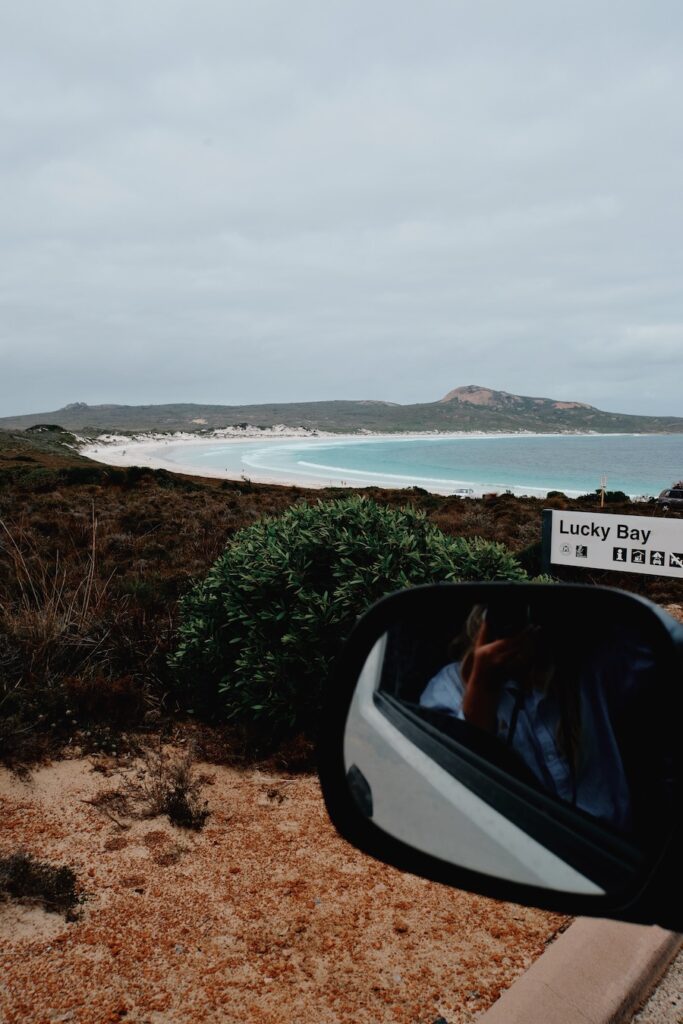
[0,757,568,1024]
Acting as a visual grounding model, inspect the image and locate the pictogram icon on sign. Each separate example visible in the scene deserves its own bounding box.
[561,543,571,555]
[612,547,628,563]
[575,545,588,558]
[650,551,665,566]
[670,552,683,570]
[630,549,646,564]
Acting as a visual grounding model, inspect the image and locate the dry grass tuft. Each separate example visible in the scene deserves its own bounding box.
[87,742,210,831]
[127,742,210,830]
[0,850,81,918]
[0,508,111,670]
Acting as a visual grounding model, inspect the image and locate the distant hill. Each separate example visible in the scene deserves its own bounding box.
[1,386,682,434]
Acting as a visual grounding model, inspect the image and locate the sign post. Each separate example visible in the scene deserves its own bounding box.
[542,510,683,579]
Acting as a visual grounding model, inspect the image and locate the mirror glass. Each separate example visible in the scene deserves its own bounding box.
[343,594,675,896]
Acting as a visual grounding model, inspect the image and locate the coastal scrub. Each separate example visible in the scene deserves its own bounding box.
[169,495,527,734]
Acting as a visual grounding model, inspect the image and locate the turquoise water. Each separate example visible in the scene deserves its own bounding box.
[159,433,683,497]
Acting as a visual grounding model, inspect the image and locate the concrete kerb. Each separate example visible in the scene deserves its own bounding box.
[479,918,683,1024]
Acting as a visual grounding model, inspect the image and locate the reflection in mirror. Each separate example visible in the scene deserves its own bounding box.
[343,596,672,896]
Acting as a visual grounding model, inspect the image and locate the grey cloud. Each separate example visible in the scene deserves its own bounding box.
[1,0,683,416]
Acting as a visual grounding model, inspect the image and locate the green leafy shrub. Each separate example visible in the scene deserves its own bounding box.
[16,468,62,491]
[577,488,630,504]
[123,465,153,486]
[59,466,106,486]
[170,496,527,732]
[26,423,70,434]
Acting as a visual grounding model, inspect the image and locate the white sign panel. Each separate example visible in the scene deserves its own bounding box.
[548,510,683,578]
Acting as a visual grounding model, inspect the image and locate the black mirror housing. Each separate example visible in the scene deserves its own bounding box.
[318,583,683,930]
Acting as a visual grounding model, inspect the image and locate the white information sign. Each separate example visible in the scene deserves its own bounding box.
[547,510,683,578]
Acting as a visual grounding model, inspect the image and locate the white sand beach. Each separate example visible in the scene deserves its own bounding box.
[80,428,516,495]
[80,428,660,498]
[82,429,337,489]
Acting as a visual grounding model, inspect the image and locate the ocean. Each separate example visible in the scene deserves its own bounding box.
[151,433,683,498]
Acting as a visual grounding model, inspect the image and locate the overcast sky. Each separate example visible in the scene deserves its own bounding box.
[2,1,682,417]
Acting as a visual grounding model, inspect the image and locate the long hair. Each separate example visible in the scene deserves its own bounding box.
[451,604,582,774]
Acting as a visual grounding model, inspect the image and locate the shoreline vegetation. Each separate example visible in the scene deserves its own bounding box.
[1,421,681,771]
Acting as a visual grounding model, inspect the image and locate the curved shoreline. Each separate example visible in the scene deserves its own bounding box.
[82,433,331,489]
[80,429,660,498]
[83,432,500,495]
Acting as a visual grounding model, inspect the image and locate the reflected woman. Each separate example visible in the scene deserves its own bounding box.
[419,606,648,833]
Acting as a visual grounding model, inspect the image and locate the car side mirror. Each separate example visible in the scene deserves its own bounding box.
[318,583,683,930]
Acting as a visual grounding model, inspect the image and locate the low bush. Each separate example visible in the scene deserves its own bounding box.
[170,495,527,733]
[577,488,630,504]
[58,466,106,486]
[25,424,70,434]
[0,851,81,918]
[15,468,62,492]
